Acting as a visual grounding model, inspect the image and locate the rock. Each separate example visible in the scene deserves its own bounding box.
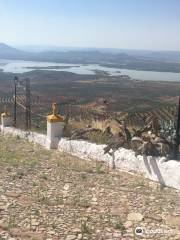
[173,230,180,240]
[165,215,180,228]
[111,205,123,216]
[113,232,122,238]
[0,222,8,230]
[124,220,133,228]
[66,235,76,240]
[63,184,70,191]
[145,213,162,222]
[47,231,56,235]
[31,219,40,226]
[92,197,97,202]
[77,234,83,239]
[127,212,144,222]
[72,228,81,233]
[5,191,21,198]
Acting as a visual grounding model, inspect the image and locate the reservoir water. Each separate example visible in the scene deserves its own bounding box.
[0,59,180,82]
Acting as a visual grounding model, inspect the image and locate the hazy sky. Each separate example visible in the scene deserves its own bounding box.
[0,0,180,50]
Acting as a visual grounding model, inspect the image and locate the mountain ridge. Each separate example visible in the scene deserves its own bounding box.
[0,42,134,63]
[1,43,180,72]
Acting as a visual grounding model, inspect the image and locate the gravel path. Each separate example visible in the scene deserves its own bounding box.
[0,135,180,240]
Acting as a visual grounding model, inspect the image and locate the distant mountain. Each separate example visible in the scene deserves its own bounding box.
[14,44,180,63]
[34,50,135,63]
[143,51,180,62]
[0,42,28,59]
[1,43,180,73]
[0,43,135,63]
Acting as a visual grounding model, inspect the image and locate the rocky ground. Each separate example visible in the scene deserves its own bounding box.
[0,134,180,240]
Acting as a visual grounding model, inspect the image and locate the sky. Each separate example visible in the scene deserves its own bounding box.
[0,0,180,51]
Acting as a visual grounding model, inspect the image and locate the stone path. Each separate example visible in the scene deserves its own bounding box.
[0,135,180,239]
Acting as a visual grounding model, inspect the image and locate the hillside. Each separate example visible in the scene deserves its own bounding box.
[1,43,180,72]
[0,134,180,239]
[0,43,133,63]
[0,43,28,59]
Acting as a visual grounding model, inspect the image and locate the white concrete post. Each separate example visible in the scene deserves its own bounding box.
[46,103,65,149]
[1,107,12,130]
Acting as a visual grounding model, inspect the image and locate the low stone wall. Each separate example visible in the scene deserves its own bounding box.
[58,138,180,190]
[0,126,47,147]
[1,125,180,191]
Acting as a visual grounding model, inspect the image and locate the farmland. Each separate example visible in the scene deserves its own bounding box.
[0,70,180,131]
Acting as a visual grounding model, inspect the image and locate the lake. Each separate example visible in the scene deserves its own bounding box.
[0,59,180,82]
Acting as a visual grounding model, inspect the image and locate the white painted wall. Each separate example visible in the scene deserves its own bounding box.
[58,139,180,190]
[1,125,180,191]
[0,126,47,147]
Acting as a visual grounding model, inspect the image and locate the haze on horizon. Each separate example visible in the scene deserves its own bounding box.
[0,0,180,51]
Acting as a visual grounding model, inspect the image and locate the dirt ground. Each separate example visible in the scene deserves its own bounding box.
[0,134,180,240]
